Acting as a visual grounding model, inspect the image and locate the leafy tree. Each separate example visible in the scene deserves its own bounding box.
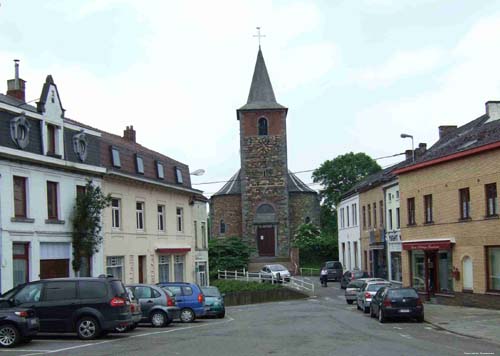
[292,223,321,250]
[313,152,381,210]
[71,180,111,274]
[293,223,338,263]
[208,237,254,279]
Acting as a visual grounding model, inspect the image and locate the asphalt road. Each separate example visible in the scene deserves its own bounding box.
[3,281,500,356]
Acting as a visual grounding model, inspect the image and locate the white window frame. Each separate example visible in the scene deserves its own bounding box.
[157,204,165,232]
[174,255,185,282]
[111,147,121,168]
[158,255,170,283]
[176,207,183,232]
[111,198,121,229]
[136,201,145,231]
[201,221,207,249]
[136,155,144,174]
[106,256,124,280]
[156,161,164,179]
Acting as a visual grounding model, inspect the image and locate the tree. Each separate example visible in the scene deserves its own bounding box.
[71,180,111,274]
[208,237,254,279]
[293,223,338,263]
[292,223,321,251]
[313,152,381,210]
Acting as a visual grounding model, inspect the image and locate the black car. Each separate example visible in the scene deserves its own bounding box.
[323,261,343,281]
[370,287,424,323]
[340,270,370,289]
[0,304,39,347]
[1,276,132,340]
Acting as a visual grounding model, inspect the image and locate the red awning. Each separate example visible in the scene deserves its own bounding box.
[156,248,191,254]
[402,240,451,251]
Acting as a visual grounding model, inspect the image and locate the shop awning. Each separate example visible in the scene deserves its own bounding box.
[402,239,453,251]
[156,248,191,254]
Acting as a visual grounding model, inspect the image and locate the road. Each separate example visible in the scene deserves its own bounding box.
[3,280,500,356]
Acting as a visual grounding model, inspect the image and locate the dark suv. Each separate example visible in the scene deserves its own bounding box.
[323,261,343,281]
[0,305,39,347]
[1,277,132,340]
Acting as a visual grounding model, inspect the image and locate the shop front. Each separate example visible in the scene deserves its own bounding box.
[403,239,454,299]
[386,231,402,286]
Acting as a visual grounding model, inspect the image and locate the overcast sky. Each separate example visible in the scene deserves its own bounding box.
[2,0,500,196]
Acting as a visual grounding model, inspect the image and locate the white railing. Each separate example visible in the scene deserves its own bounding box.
[217,269,315,295]
[299,267,320,276]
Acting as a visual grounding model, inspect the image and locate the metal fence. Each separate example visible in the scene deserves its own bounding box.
[299,267,320,276]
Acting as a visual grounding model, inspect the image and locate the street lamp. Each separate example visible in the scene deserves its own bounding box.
[400,133,415,162]
[190,169,205,176]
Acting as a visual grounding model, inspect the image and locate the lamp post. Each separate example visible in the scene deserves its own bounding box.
[400,133,415,162]
[190,169,205,176]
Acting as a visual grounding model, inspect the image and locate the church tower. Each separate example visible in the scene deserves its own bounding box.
[237,47,290,257]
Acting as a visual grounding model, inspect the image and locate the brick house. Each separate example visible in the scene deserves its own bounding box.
[210,48,320,270]
[394,101,500,308]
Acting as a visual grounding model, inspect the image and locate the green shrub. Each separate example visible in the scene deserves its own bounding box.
[211,280,282,294]
[208,237,254,279]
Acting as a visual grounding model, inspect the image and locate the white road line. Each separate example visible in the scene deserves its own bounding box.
[399,334,412,339]
[0,350,51,353]
[393,326,403,330]
[19,317,234,356]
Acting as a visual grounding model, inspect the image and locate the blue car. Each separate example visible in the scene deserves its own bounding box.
[157,282,206,323]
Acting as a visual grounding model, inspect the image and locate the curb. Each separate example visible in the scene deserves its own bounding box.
[424,319,500,346]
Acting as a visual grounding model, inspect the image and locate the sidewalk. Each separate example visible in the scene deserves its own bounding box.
[424,303,500,345]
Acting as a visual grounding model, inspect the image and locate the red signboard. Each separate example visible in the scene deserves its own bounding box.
[402,241,451,251]
[155,248,191,254]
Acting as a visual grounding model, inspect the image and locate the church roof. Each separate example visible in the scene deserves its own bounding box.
[239,47,286,111]
[212,169,317,196]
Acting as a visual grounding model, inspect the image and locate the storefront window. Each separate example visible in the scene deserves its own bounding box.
[411,251,425,291]
[438,250,453,292]
[390,252,402,282]
[487,247,500,291]
[158,255,170,283]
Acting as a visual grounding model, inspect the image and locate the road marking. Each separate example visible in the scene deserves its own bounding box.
[324,297,331,300]
[399,333,412,339]
[17,317,234,356]
[393,326,403,330]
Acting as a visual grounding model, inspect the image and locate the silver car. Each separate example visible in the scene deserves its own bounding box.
[260,264,291,282]
[344,278,378,304]
[127,284,180,327]
[357,281,391,313]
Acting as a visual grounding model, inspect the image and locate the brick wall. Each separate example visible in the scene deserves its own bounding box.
[210,194,242,238]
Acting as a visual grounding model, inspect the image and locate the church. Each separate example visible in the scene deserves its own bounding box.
[210,47,320,269]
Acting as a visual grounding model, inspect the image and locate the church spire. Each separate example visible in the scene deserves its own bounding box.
[239,47,285,111]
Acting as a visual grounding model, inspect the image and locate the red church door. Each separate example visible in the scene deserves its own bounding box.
[257,227,275,256]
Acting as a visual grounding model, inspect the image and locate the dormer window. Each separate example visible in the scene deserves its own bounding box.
[175,167,183,184]
[258,117,268,136]
[46,124,57,155]
[136,155,144,174]
[111,147,121,168]
[157,161,165,179]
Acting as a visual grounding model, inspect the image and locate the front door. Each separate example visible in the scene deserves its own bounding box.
[257,227,275,256]
[138,256,146,283]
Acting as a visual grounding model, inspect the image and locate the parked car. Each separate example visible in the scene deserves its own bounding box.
[370,287,424,323]
[340,270,370,289]
[344,278,380,304]
[0,276,132,340]
[115,287,142,332]
[323,261,343,281]
[260,264,291,282]
[201,286,225,318]
[127,284,180,327]
[158,282,206,323]
[0,302,39,348]
[357,281,391,313]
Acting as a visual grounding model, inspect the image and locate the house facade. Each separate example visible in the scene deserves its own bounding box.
[384,180,402,286]
[0,65,105,292]
[337,193,361,271]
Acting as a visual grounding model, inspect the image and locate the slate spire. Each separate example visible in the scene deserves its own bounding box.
[239,47,285,110]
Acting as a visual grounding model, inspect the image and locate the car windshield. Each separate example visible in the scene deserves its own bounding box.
[269,265,287,271]
[366,284,389,292]
[201,287,221,297]
[388,289,419,299]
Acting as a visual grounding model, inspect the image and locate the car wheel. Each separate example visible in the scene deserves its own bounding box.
[217,311,225,319]
[364,306,369,314]
[370,306,375,318]
[356,302,361,310]
[180,308,195,323]
[417,314,424,323]
[346,300,353,305]
[0,325,20,348]
[77,317,101,340]
[150,311,167,327]
[378,309,385,323]
[129,323,138,330]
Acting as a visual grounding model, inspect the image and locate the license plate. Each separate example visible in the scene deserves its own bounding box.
[399,309,410,313]
[29,319,38,326]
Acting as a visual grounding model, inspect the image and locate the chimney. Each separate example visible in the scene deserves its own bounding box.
[123,125,136,142]
[438,125,457,139]
[405,149,413,161]
[415,143,427,158]
[6,59,26,102]
[485,101,500,123]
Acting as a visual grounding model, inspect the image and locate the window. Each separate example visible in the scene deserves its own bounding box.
[13,243,29,287]
[45,281,77,301]
[158,256,170,283]
[379,200,383,227]
[486,246,500,291]
[136,202,145,230]
[396,191,400,199]
[14,283,42,304]
[424,194,433,223]
[174,255,184,282]
[76,185,86,198]
[459,188,471,219]
[219,219,226,234]
[396,208,400,229]
[411,250,425,291]
[175,167,183,184]
[182,286,193,295]
[136,155,144,174]
[340,208,344,228]
[13,176,27,218]
[111,198,121,229]
[111,147,121,168]
[391,252,402,282]
[258,117,268,136]
[305,216,311,224]
[362,206,366,229]
[353,241,358,268]
[346,207,350,227]
[46,181,58,220]
[194,220,199,249]
[47,124,56,155]
[176,207,183,232]
[485,183,498,217]
[341,243,346,266]
[134,286,153,299]
[157,205,165,231]
[156,161,164,179]
[352,204,357,226]
[388,209,393,230]
[201,222,207,248]
[106,256,124,280]
[373,202,377,227]
[407,198,416,225]
[367,205,372,227]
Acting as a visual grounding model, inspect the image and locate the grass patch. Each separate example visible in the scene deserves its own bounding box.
[211,279,282,294]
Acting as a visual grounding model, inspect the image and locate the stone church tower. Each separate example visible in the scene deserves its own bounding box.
[210,47,320,266]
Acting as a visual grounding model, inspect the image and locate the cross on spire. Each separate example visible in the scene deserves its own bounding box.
[253,27,266,47]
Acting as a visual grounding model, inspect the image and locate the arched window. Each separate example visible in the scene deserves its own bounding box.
[305,216,311,224]
[258,117,268,136]
[219,219,226,234]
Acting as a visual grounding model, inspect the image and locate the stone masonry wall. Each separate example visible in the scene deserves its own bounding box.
[210,195,242,238]
[289,193,321,241]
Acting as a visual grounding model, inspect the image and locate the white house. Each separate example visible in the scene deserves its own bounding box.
[0,65,105,292]
[384,180,402,286]
[337,193,361,271]
[192,196,209,286]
